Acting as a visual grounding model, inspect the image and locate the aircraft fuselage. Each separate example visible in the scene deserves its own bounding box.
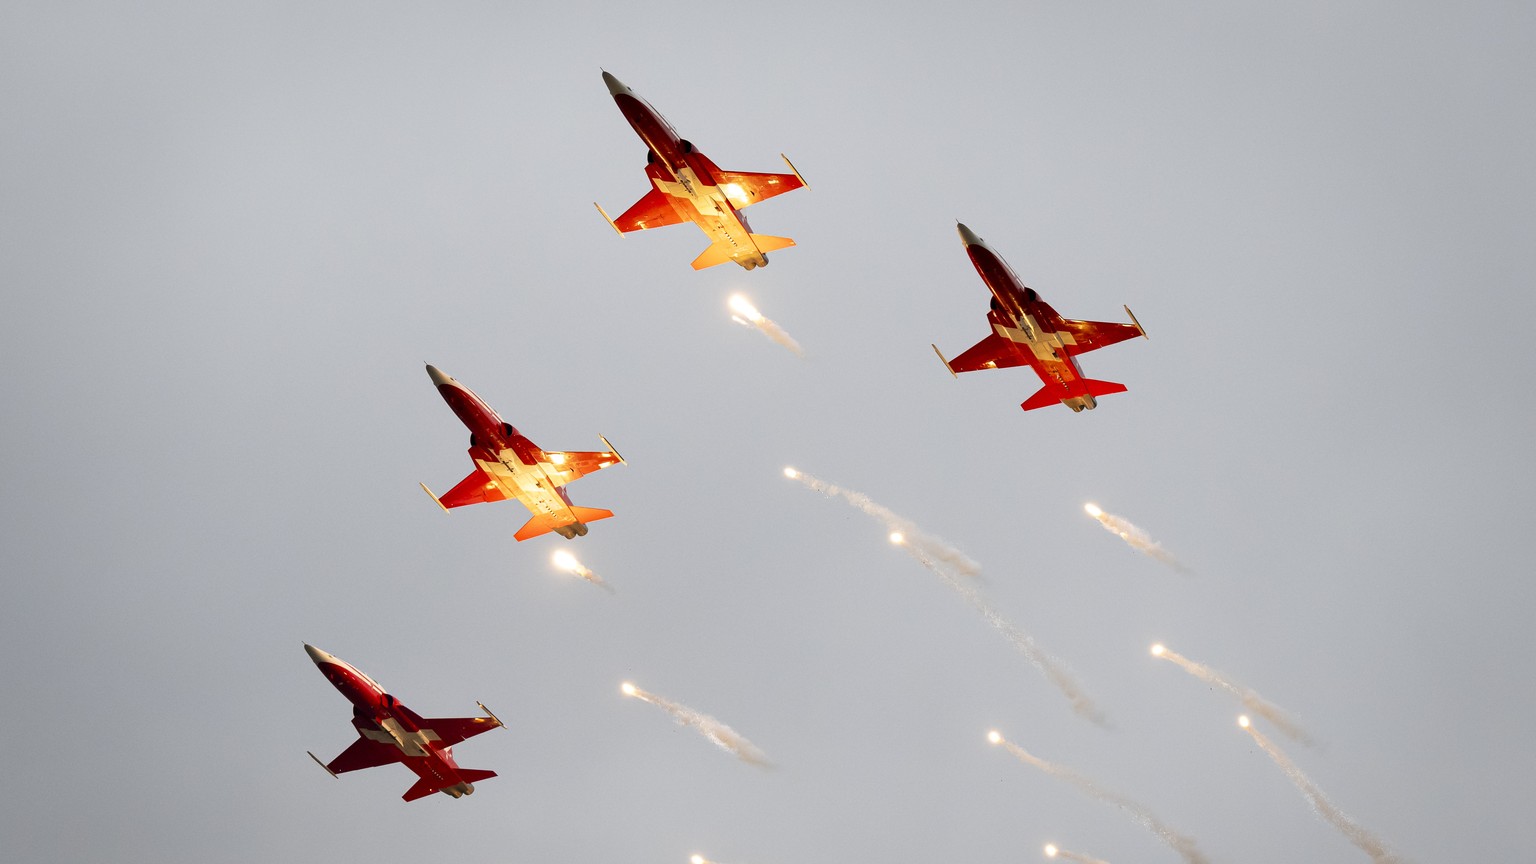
[427,366,586,534]
[962,231,1100,412]
[306,645,479,799]
[605,72,768,269]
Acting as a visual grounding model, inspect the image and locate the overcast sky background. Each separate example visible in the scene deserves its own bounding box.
[3,2,1534,862]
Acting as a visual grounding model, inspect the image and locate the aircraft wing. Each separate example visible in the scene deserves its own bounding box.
[325,736,403,775]
[944,332,1027,374]
[1060,313,1145,354]
[435,463,511,509]
[420,715,502,747]
[713,169,805,208]
[540,439,625,486]
[612,186,687,232]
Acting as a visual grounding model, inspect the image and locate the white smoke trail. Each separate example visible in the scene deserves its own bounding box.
[552,550,615,594]
[1240,717,1402,863]
[1152,643,1311,745]
[899,534,1104,725]
[729,294,804,357]
[621,682,771,768]
[1083,503,1189,574]
[990,731,1209,864]
[1044,843,1109,864]
[784,467,1099,722]
[785,468,980,578]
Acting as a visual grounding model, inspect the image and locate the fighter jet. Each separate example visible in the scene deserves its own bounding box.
[304,643,503,802]
[419,364,624,541]
[594,70,808,271]
[932,224,1147,412]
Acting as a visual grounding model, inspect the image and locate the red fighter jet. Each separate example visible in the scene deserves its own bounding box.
[419,364,625,541]
[304,644,503,802]
[932,224,1148,412]
[594,70,808,271]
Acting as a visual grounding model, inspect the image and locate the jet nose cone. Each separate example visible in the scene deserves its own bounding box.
[956,223,983,247]
[602,70,630,96]
[425,364,453,388]
[304,643,336,666]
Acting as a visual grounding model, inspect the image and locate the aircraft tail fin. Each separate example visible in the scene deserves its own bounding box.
[403,777,446,802]
[569,506,615,525]
[513,508,615,542]
[690,235,796,269]
[401,769,498,802]
[749,233,795,254]
[691,240,735,270]
[1080,378,1128,398]
[1020,378,1127,412]
[1021,384,1070,412]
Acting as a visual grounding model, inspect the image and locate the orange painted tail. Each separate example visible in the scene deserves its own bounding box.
[513,507,615,542]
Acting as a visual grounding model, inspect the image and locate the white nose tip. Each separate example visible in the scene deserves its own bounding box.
[601,70,629,96]
[425,364,453,388]
[956,223,983,247]
[303,643,335,666]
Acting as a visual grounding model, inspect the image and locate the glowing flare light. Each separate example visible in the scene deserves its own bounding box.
[727,293,803,357]
[1082,502,1188,573]
[620,681,771,767]
[550,550,614,594]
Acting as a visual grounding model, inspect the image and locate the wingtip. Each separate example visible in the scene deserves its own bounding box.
[594,202,623,236]
[420,482,450,513]
[477,701,506,728]
[599,435,627,465]
[308,751,339,778]
[780,153,809,190]
[1124,305,1147,338]
[931,344,957,378]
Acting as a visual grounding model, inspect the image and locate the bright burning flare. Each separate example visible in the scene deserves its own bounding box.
[783,466,799,479]
[1045,845,1059,858]
[620,682,771,767]
[988,730,1003,745]
[691,856,706,864]
[550,549,613,594]
[1239,715,1251,728]
[1154,643,1312,744]
[728,294,764,323]
[889,531,905,545]
[1082,502,1188,573]
[727,293,804,356]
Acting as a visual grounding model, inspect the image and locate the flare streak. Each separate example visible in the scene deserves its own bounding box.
[1242,720,1401,863]
[992,732,1209,864]
[622,683,771,768]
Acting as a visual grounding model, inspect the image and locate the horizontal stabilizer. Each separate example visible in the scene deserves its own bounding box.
[1021,384,1070,412]
[1080,378,1129,398]
[569,506,615,524]
[749,233,795,254]
[457,768,497,784]
[513,507,615,542]
[1020,378,1127,411]
[691,240,734,270]
[403,776,445,802]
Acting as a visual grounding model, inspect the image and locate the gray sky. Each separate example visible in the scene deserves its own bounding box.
[3,1,1534,862]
